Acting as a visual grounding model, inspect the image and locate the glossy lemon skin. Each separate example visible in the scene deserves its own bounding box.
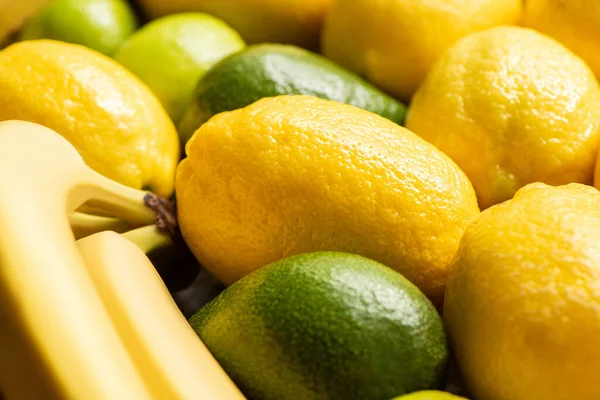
[0,40,180,197]
[322,0,522,101]
[176,95,480,305]
[524,0,600,79]
[392,391,467,400]
[444,182,600,400]
[406,26,600,209]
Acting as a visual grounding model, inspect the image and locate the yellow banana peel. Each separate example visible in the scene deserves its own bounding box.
[0,120,244,400]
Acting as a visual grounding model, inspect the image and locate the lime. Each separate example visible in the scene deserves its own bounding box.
[190,251,449,400]
[114,13,246,125]
[178,43,407,144]
[19,0,138,56]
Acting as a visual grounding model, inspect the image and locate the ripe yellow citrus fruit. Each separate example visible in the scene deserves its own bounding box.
[392,391,466,400]
[444,182,600,400]
[0,0,46,46]
[321,0,522,101]
[406,26,600,209]
[136,0,332,50]
[176,95,480,305]
[524,0,600,79]
[0,40,179,197]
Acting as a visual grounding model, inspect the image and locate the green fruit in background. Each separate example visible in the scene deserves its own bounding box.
[114,13,246,124]
[19,0,138,56]
[178,43,407,145]
[189,252,449,400]
[391,390,468,400]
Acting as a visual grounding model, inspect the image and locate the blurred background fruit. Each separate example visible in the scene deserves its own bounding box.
[19,0,138,56]
[0,39,179,197]
[135,0,332,50]
[176,95,480,306]
[406,26,600,209]
[114,13,245,125]
[178,43,407,145]
[524,0,600,80]
[0,0,48,47]
[392,391,467,400]
[444,182,600,400]
[321,0,522,102]
[190,252,449,400]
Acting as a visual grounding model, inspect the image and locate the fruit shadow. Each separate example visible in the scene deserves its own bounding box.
[147,242,225,319]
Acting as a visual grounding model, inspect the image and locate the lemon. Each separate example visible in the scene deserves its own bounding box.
[594,153,600,190]
[176,95,479,305]
[321,0,522,101]
[19,0,138,56]
[0,0,47,47]
[114,13,245,124]
[0,40,179,197]
[524,0,600,79]
[392,391,466,400]
[406,26,600,209]
[444,182,600,400]
[135,0,332,50]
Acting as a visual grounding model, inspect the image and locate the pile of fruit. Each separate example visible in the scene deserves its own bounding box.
[2,1,600,399]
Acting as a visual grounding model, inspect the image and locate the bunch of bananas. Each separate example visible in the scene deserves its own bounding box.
[0,120,245,400]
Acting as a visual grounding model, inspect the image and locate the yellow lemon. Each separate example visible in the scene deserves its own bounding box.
[176,95,480,305]
[0,0,47,46]
[524,0,600,79]
[321,0,522,101]
[594,151,600,190]
[0,39,179,197]
[444,182,600,400]
[136,0,332,50]
[406,26,600,209]
[392,391,467,400]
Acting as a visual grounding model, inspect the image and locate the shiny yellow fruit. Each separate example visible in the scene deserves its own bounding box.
[594,152,600,190]
[176,95,480,305]
[136,0,332,50]
[321,0,522,101]
[392,391,467,400]
[0,40,179,197]
[0,0,48,45]
[524,0,600,79]
[444,182,600,400]
[406,26,600,209]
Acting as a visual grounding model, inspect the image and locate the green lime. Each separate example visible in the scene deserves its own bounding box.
[178,43,408,144]
[189,252,449,400]
[19,0,138,56]
[114,13,246,125]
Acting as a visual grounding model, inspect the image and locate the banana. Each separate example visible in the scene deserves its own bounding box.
[0,120,243,399]
[69,211,133,240]
[77,229,245,399]
[0,120,154,399]
[122,224,173,254]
